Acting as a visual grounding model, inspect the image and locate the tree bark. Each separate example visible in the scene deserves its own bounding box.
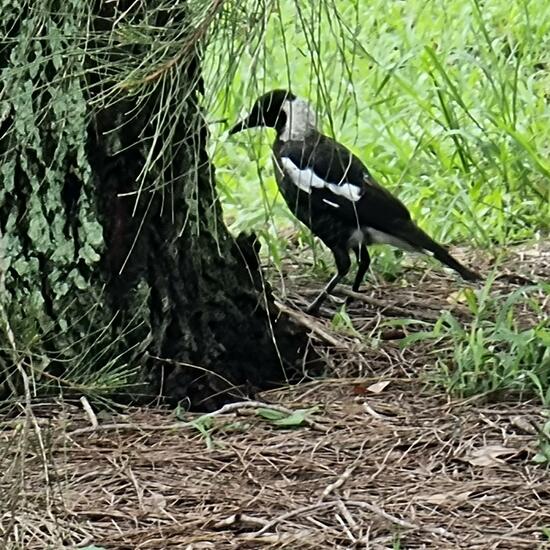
[0,1,312,409]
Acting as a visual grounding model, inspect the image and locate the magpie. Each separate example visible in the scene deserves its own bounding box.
[229,89,481,314]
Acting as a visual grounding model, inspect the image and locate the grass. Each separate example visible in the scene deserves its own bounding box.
[436,283,549,403]
[401,276,550,405]
[206,0,549,254]
[203,0,550,402]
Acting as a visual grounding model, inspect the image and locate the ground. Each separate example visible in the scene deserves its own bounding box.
[1,242,549,549]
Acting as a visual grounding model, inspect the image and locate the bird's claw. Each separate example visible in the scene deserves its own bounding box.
[305,303,320,315]
[305,293,327,315]
[306,293,347,315]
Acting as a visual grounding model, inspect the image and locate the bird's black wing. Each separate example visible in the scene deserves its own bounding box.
[276,133,412,231]
[274,133,481,281]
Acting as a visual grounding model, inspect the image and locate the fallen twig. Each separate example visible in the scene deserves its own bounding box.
[79,397,98,430]
[339,288,441,320]
[251,502,336,537]
[67,400,329,436]
[275,300,343,347]
[319,463,358,501]
[213,513,270,529]
[346,500,454,538]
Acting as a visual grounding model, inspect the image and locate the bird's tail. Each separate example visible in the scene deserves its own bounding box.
[398,221,481,281]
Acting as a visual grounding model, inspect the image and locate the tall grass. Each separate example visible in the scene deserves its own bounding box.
[206,0,550,268]
[204,0,550,403]
[402,277,550,405]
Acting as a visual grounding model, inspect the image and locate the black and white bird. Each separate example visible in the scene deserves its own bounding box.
[229,89,481,314]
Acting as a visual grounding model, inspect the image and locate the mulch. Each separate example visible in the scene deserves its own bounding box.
[1,240,548,549]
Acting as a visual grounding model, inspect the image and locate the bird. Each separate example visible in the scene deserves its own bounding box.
[229,89,481,314]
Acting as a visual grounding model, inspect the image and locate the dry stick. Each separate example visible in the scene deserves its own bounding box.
[251,502,337,537]
[240,530,315,544]
[79,396,98,430]
[68,400,328,436]
[346,500,454,538]
[334,512,358,544]
[363,401,386,420]
[338,288,441,321]
[318,463,359,502]
[275,301,342,347]
[336,499,359,532]
[318,440,368,503]
[345,500,418,530]
[336,499,362,544]
[213,513,270,529]
[252,497,440,539]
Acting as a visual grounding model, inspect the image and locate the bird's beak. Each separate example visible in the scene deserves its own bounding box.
[228,109,262,135]
[228,118,247,135]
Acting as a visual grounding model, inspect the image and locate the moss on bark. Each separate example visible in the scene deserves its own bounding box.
[0,0,313,409]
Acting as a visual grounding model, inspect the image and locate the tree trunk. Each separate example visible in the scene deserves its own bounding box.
[0,1,312,409]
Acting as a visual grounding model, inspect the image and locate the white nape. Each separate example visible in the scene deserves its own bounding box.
[280,157,362,201]
[279,99,318,141]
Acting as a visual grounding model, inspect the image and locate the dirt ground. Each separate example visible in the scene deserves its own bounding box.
[1,241,549,549]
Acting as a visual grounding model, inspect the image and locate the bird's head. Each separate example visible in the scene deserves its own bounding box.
[228,89,299,136]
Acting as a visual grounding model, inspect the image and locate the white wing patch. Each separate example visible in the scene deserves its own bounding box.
[280,156,362,202]
[322,198,340,208]
[327,182,362,201]
[280,157,325,194]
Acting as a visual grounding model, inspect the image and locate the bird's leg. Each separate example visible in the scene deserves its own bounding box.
[352,245,371,292]
[346,245,371,305]
[306,248,351,315]
[306,273,342,314]
[346,244,370,304]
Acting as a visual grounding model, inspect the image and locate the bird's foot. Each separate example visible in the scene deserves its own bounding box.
[305,301,321,315]
[305,291,329,315]
[304,299,323,315]
[306,293,346,315]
